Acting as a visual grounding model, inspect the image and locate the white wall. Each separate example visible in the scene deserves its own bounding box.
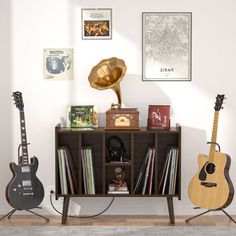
[1,0,236,216]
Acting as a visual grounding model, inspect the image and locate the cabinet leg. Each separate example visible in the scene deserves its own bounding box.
[166,197,175,224]
[61,196,70,224]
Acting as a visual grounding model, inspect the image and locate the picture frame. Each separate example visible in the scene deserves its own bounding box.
[43,48,73,80]
[82,8,112,40]
[142,12,192,81]
[147,105,170,129]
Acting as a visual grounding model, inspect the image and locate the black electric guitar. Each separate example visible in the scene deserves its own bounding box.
[188,94,234,209]
[6,91,44,210]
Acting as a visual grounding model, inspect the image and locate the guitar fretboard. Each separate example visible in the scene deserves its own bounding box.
[20,111,29,165]
[209,111,219,163]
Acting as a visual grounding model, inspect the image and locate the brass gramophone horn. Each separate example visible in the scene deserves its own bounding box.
[88,57,127,109]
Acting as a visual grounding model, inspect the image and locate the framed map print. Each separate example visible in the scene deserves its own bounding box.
[142,12,192,81]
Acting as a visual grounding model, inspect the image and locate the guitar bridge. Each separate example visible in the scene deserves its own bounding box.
[201,182,217,187]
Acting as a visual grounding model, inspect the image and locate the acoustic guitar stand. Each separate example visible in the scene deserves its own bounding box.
[185,207,236,224]
[0,207,49,222]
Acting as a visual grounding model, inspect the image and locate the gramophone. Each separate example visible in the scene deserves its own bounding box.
[88,57,139,130]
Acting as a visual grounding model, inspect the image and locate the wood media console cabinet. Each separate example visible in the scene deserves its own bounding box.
[55,125,181,224]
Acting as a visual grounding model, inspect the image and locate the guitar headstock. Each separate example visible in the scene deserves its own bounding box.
[12,91,24,111]
[214,94,225,111]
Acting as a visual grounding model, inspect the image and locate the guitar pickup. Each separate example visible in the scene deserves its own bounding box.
[22,180,32,187]
[23,192,34,196]
[21,166,30,173]
[23,187,33,191]
[201,182,217,187]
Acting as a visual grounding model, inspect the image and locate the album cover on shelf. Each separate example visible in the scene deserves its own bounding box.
[147,105,170,129]
[66,105,98,128]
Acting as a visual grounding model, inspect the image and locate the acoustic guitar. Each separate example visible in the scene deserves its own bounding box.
[5,91,44,210]
[188,94,234,210]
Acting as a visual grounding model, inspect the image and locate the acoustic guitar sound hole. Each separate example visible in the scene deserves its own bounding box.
[205,163,215,174]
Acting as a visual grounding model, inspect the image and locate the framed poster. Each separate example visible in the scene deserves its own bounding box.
[142,12,192,81]
[147,105,170,129]
[43,48,73,80]
[82,8,112,40]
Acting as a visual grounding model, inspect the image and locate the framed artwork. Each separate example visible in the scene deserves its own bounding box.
[147,105,170,129]
[43,48,73,80]
[142,12,192,81]
[82,8,112,40]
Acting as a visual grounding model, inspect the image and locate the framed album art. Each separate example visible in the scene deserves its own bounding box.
[147,105,170,129]
[142,12,192,81]
[82,8,112,40]
[43,48,73,80]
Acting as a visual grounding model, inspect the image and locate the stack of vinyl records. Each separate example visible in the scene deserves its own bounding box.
[158,146,179,194]
[57,146,78,195]
[134,146,155,195]
[81,146,96,194]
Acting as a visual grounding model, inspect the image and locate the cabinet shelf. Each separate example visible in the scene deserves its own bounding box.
[55,125,181,224]
[105,162,132,167]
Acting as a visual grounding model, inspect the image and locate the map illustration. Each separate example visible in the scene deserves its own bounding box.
[143,13,191,80]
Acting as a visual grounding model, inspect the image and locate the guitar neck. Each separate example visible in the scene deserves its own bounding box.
[209,111,219,163]
[19,111,29,165]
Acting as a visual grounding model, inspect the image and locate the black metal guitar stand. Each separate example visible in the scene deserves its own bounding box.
[186,207,236,224]
[0,207,49,222]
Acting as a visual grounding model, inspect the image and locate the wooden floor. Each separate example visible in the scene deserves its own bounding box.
[0,215,236,226]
